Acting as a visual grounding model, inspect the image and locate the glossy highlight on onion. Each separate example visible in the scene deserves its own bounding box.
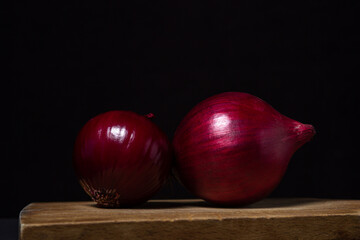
[73,111,171,207]
[173,92,315,206]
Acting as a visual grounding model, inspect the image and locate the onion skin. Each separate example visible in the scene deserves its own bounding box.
[173,92,315,206]
[73,111,171,207]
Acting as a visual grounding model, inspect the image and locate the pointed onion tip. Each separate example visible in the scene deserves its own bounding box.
[294,123,316,143]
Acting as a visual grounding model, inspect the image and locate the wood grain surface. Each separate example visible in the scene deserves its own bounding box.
[20,198,360,240]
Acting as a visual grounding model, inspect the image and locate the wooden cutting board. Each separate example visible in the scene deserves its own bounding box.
[20,198,360,240]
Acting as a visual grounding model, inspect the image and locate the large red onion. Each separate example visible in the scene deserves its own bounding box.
[73,111,171,207]
[173,92,315,206]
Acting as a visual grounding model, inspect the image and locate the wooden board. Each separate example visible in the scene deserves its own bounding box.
[20,198,360,240]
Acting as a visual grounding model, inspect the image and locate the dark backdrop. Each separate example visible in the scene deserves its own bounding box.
[4,0,359,217]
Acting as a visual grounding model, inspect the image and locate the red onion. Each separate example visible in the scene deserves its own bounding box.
[73,111,171,207]
[173,92,315,206]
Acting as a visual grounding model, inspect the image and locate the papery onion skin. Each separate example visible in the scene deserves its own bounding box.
[73,111,171,207]
[173,92,315,206]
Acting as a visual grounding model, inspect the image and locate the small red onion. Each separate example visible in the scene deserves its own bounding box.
[173,92,315,206]
[73,111,171,207]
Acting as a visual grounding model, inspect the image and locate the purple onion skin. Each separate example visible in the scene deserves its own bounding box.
[73,111,172,207]
[173,92,315,206]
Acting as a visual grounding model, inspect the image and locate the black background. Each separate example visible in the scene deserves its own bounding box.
[4,0,359,218]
